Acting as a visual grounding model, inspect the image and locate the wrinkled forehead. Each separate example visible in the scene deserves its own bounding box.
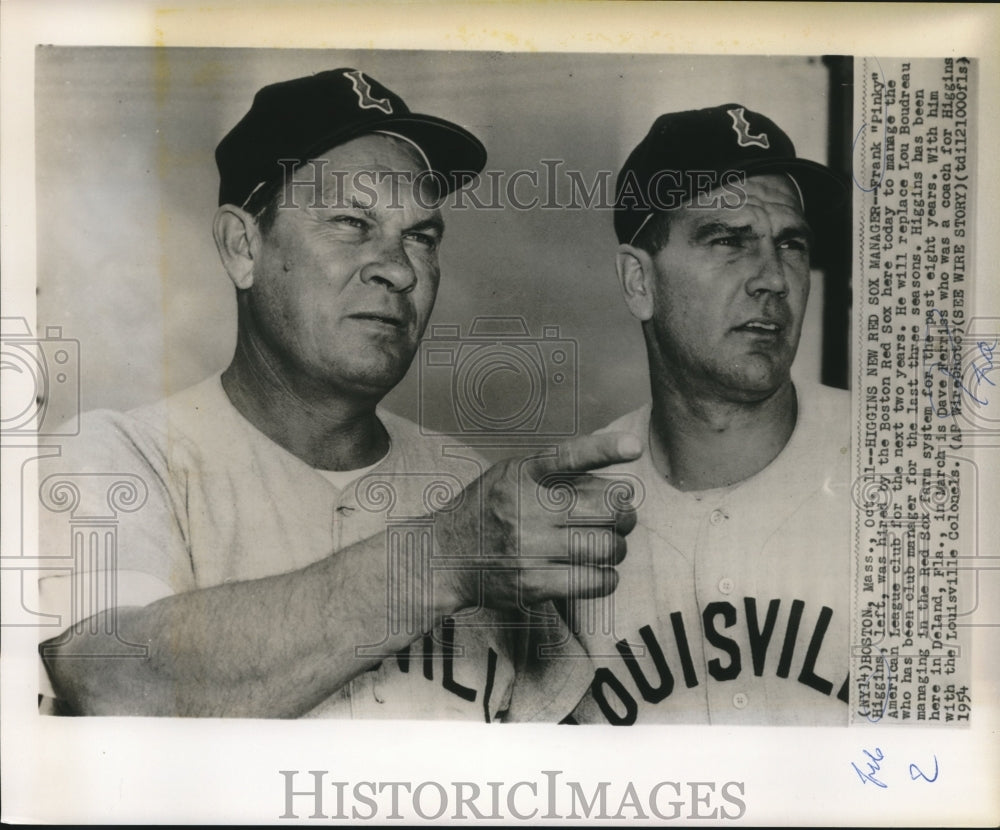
[311,132,429,174]
[740,172,806,214]
[295,133,427,181]
[675,171,810,233]
[288,133,441,207]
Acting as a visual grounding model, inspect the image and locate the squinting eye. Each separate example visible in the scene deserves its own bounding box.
[778,239,810,252]
[712,236,743,248]
[404,232,439,249]
[329,215,369,230]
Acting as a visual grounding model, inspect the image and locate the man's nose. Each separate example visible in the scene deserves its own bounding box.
[359,237,417,293]
[744,244,790,298]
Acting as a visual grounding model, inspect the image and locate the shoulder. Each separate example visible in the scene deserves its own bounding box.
[783,382,851,480]
[795,382,851,442]
[50,374,230,474]
[798,381,850,414]
[129,372,230,432]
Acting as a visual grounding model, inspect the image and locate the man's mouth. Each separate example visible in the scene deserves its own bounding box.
[735,319,784,334]
[350,312,406,329]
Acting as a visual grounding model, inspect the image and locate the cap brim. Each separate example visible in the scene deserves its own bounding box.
[299,113,487,196]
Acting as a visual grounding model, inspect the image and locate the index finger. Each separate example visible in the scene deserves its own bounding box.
[528,431,643,479]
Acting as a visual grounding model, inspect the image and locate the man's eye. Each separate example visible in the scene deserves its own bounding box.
[711,236,743,248]
[778,238,810,252]
[404,231,439,249]
[329,215,369,230]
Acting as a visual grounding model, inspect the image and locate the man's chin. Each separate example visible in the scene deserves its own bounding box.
[326,358,415,399]
[719,363,793,403]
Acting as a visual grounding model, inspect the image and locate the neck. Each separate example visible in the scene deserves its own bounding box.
[222,326,389,471]
[648,373,798,492]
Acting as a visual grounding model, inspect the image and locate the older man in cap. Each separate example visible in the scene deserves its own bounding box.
[38,68,639,720]
[559,104,853,726]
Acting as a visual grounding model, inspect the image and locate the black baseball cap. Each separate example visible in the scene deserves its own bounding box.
[614,103,848,245]
[215,68,487,207]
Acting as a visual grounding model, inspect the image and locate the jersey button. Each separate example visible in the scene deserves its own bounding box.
[718,577,734,595]
[709,509,726,526]
[732,692,748,709]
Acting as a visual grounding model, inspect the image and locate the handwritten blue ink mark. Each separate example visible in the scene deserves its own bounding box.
[909,755,940,783]
[922,310,996,417]
[932,364,987,406]
[852,58,887,193]
[852,747,887,788]
[970,339,997,396]
[850,747,941,788]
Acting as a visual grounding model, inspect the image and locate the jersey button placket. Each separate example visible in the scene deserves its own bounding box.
[332,493,356,549]
[701,501,736,719]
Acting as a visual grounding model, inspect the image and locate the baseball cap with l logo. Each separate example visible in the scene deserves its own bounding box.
[215,68,487,207]
[614,102,848,245]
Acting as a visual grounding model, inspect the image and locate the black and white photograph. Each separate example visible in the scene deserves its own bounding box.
[2,1,998,826]
[30,47,854,726]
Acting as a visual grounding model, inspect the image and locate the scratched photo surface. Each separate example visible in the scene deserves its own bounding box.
[31,48,856,726]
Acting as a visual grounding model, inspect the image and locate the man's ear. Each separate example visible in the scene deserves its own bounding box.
[615,244,655,322]
[213,205,261,290]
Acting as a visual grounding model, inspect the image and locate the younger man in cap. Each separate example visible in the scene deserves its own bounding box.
[561,104,853,726]
[37,68,639,720]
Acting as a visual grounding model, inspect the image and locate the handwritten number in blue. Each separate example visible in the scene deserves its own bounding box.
[909,755,939,783]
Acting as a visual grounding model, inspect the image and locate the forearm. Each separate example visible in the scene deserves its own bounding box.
[42,534,465,718]
[41,431,641,717]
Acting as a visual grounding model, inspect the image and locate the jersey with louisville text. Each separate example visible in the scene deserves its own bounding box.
[565,383,851,726]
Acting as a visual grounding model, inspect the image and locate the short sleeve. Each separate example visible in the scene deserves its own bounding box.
[36,410,196,700]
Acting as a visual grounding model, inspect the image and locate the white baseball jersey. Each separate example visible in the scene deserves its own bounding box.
[562,383,852,726]
[37,373,557,721]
